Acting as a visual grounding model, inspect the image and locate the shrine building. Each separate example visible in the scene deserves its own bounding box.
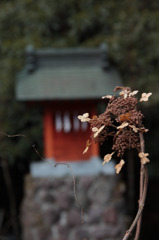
[15,44,122,164]
[17,46,128,240]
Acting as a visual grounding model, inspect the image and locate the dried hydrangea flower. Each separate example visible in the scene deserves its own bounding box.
[93,125,105,138]
[129,90,138,97]
[138,152,150,164]
[103,152,114,165]
[117,122,129,129]
[102,95,112,99]
[118,113,131,122]
[83,140,91,154]
[119,89,130,98]
[129,125,139,133]
[78,86,151,172]
[143,129,149,133]
[92,127,99,132]
[78,113,90,122]
[115,159,125,174]
[139,93,152,102]
[78,86,151,240]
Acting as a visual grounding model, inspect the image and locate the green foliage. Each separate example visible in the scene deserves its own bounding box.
[0,0,159,167]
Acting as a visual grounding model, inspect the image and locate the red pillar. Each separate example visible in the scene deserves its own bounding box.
[43,107,54,159]
[91,140,99,157]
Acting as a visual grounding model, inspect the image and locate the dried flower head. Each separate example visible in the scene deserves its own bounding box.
[139,93,152,102]
[119,89,130,99]
[117,122,129,129]
[115,159,125,174]
[80,86,152,239]
[129,125,139,133]
[103,152,114,165]
[102,95,112,99]
[92,125,105,138]
[129,90,138,97]
[138,152,150,164]
[83,140,91,154]
[78,86,151,174]
[78,113,90,122]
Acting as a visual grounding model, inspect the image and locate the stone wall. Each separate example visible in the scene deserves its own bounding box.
[21,174,127,240]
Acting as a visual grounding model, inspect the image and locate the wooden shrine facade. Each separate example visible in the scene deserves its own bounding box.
[15,45,122,162]
[43,100,98,161]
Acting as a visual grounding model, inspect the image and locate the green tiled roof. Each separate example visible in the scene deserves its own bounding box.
[16,47,122,101]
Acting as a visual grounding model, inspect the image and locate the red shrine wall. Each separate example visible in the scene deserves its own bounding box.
[43,101,99,161]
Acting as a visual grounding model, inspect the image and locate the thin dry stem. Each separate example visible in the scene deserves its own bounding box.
[1,132,85,224]
[33,144,85,223]
[134,133,145,240]
[0,131,26,138]
[32,144,85,223]
[54,162,84,223]
[122,165,148,240]
[122,133,148,240]
[134,164,144,240]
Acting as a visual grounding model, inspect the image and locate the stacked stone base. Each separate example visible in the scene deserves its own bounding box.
[21,174,127,240]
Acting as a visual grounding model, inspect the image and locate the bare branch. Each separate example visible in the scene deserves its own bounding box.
[1,132,85,224]
[122,133,148,240]
[32,145,85,224]
[134,133,146,240]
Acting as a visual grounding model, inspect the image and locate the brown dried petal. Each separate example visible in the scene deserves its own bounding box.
[83,140,91,154]
[129,125,139,133]
[140,93,152,102]
[93,125,105,138]
[129,90,138,96]
[102,95,112,99]
[117,122,129,129]
[115,159,125,174]
[78,113,90,122]
[138,152,150,164]
[103,152,114,165]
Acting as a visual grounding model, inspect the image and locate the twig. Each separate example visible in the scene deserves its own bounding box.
[122,133,148,240]
[54,162,84,223]
[122,164,148,240]
[32,144,85,223]
[134,133,145,240]
[0,131,26,138]
[1,133,85,224]
[134,164,144,240]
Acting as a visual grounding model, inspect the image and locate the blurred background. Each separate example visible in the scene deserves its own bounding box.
[0,0,159,239]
